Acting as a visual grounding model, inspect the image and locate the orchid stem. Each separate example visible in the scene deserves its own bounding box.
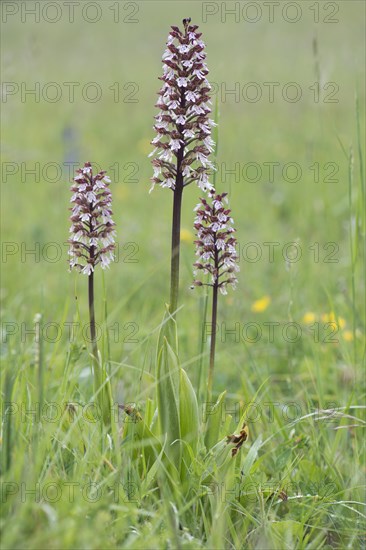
[207,253,219,402]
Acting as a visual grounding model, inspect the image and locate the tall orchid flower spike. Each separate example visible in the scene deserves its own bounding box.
[150,18,216,316]
[149,18,216,193]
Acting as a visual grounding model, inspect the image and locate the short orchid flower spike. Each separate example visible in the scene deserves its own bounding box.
[193,189,239,295]
[68,161,115,426]
[192,188,240,399]
[68,162,116,274]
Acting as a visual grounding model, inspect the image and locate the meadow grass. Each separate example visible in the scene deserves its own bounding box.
[1,2,365,548]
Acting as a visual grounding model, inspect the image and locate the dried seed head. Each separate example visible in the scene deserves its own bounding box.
[193,189,239,294]
[68,162,116,275]
[149,20,216,193]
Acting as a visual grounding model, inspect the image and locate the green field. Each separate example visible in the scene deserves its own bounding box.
[1,1,365,548]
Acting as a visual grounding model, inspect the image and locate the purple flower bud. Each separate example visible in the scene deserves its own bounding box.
[68,162,116,274]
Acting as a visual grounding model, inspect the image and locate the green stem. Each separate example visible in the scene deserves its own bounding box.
[88,268,110,426]
[207,279,218,402]
[169,84,185,318]
[88,270,99,365]
[197,290,209,401]
[169,184,183,316]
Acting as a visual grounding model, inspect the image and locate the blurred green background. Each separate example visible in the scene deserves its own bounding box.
[1,0,365,394]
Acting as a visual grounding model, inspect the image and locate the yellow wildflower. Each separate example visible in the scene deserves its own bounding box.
[321,312,335,323]
[251,295,271,312]
[180,228,194,243]
[302,312,316,324]
[338,317,346,329]
[322,312,346,329]
[343,330,354,342]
